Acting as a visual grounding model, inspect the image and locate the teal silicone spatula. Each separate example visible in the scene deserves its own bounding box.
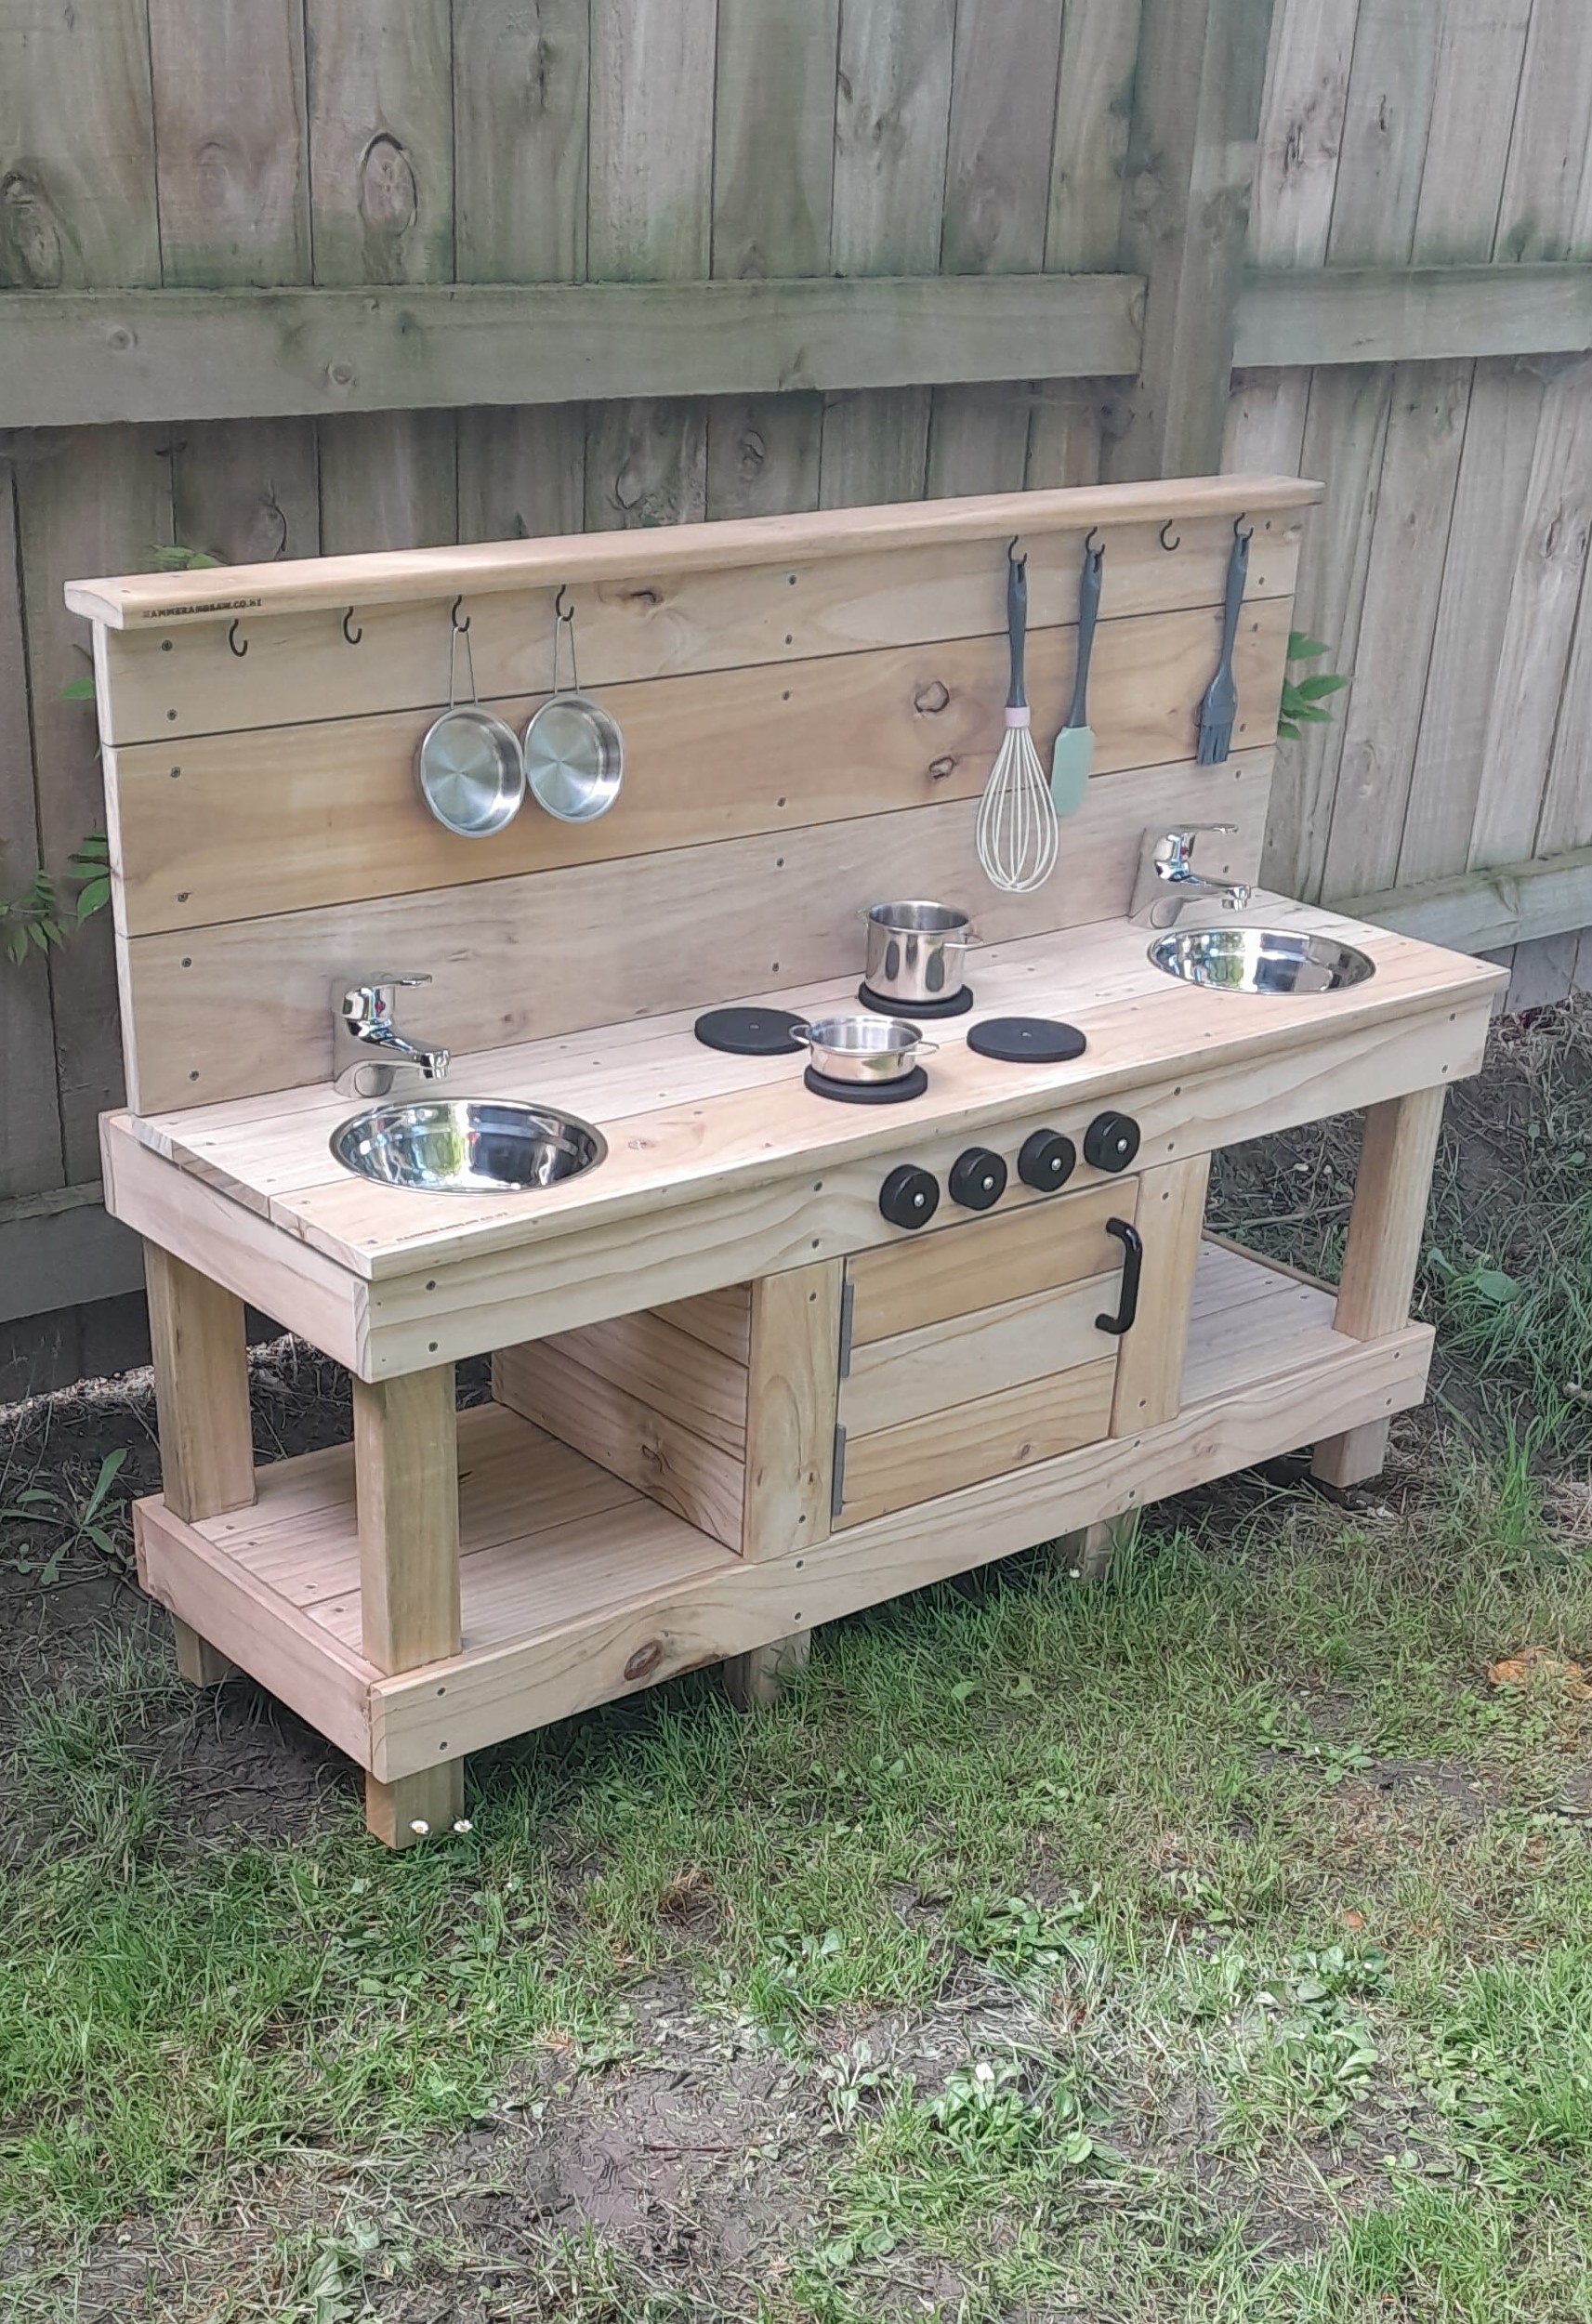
[1051,536,1103,813]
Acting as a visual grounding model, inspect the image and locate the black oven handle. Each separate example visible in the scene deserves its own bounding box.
[1095,1217,1143,1336]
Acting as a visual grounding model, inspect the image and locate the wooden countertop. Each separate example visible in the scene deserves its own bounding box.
[112,899,1504,1286]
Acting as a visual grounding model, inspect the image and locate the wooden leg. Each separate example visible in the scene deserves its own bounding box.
[1053,1509,1140,1583]
[1312,1086,1446,1490]
[723,1629,811,1712]
[172,1617,234,1686]
[353,1366,462,1847]
[145,1244,255,1684]
[364,1760,466,1848]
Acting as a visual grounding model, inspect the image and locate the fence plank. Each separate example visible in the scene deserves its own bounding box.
[1046,0,1141,271]
[1411,0,1532,265]
[1538,551,1592,859]
[457,406,587,542]
[1322,360,1469,900]
[1494,0,1592,264]
[453,0,588,282]
[705,0,837,522]
[317,412,458,553]
[15,427,171,1178]
[171,420,321,566]
[926,386,1033,498]
[305,0,454,288]
[0,461,64,1201]
[824,0,955,506]
[589,0,716,282]
[1324,0,1441,266]
[712,0,838,282]
[147,0,310,287]
[1469,361,1592,869]
[1111,0,1277,480]
[1266,361,1392,899]
[0,0,160,290]
[1245,0,1356,266]
[1398,358,1545,887]
[941,0,1062,275]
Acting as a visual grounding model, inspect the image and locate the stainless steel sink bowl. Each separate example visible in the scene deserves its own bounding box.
[330,1098,606,1194]
[1148,926,1375,996]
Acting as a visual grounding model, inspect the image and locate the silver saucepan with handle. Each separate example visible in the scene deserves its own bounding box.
[794,1013,938,1084]
[862,899,977,1005]
[522,590,624,823]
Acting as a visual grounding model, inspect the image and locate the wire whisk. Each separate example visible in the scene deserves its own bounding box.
[975,546,1059,894]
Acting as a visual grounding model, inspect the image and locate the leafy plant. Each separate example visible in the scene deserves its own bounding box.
[2,1448,130,1583]
[1,832,112,965]
[1278,629,1349,741]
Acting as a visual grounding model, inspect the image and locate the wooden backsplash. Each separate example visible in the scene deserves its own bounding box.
[73,477,1319,1113]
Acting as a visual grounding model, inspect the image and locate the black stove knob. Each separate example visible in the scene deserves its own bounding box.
[949,1147,1007,1211]
[879,1164,940,1230]
[1018,1128,1076,1193]
[1084,1109,1140,1173]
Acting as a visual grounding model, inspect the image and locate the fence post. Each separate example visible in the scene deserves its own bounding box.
[1108,0,1276,481]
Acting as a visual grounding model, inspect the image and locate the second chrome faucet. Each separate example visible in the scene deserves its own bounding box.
[1130,825,1255,929]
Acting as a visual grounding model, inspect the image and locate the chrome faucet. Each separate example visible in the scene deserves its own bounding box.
[333,975,452,1097]
[1130,825,1255,928]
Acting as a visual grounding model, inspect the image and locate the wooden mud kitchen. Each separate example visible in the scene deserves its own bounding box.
[69,476,1505,1846]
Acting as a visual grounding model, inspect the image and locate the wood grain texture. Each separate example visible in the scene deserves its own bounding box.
[941,0,1063,275]
[1323,0,1440,268]
[493,1342,746,1549]
[365,1760,465,1848]
[171,419,320,565]
[837,1358,1118,1529]
[112,747,1277,1111]
[1493,0,1592,264]
[711,0,837,282]
[453,0,589,282]
[722,1631,811,1711]
[743,1263,842,1562]
[587,0,716,280]
[306,0,453,288]
[1245,0,1356,267]
[69,478,1318,627]
[0,0,160,290]
[1046,0,1142,271]
[840,1274,1120,1439]
[144,1244,255,1524]
[147,0,310,287]
[353,1365,460,1673]
[104,602,1290,937]
[1108,1152,1210,1432]
[1111,0,1276,481]
[1321,361,1470,900]
[317,410,458,554]
[520,1310,749,1457]
[93,506,1300,742]
[847,1180,1129,1346]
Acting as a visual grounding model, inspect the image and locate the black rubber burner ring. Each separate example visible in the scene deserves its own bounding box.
[857,980,975,1018]
[967,1016,1087,1064]
[803,1064,928,1105]
[694,1006,808,1056]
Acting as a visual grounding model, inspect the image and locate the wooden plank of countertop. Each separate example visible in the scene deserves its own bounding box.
[121,906,1506,1285]
[66,474,1321,625]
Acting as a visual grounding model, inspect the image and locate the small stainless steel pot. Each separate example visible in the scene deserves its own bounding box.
[794,1012,937,1084]
[862,899,975,1004]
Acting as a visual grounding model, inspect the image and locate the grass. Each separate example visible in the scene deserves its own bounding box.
[4,1460,1592,2318]
[4,1007,1592,2317]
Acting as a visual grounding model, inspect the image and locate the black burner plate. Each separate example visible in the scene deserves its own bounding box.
[694,1006,807,1057]
[857,980,975,1018]
[967,1016,1087,1064]
[803,1064,928,1105]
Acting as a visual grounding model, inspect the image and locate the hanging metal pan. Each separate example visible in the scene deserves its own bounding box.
[415,601,525,837]
[523,592,625,823]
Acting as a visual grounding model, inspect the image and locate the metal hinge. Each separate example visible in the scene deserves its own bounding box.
[830,1425,847,1521]
[836,1275,855,1379]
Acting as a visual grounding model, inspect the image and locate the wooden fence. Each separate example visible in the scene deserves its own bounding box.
[3,0,1591,1383]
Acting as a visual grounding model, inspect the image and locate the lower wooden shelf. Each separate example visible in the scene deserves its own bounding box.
[134,1241,1433,1787]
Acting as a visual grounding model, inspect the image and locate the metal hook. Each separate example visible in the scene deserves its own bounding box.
[554,584,573,623]
[1085,526,1105,558]
[1233,513,1254,543]
[1160,520,1180,552]
[342,608,362,645]
[227,619,247,658]
[451,595,470,633]
[1007,536,1027,572]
